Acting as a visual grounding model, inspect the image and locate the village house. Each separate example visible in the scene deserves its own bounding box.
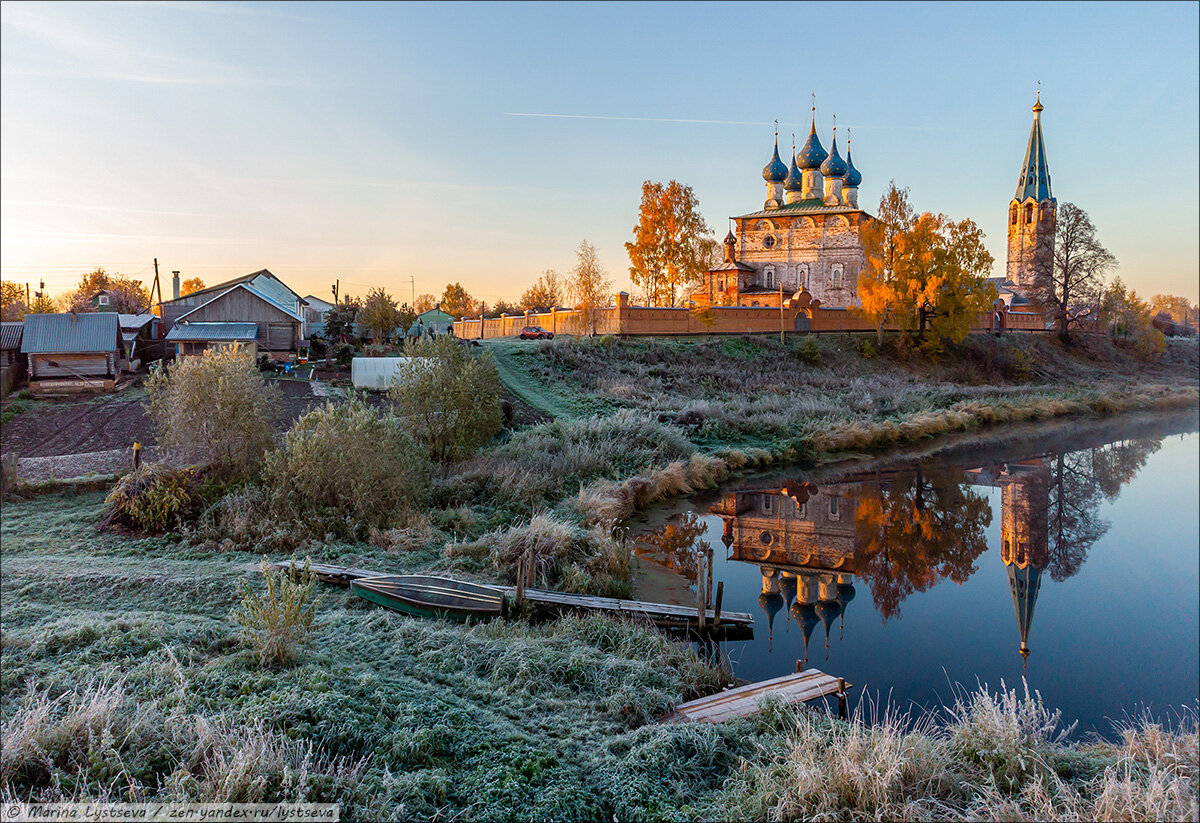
[20,312,125,395]
[159,269,308,359]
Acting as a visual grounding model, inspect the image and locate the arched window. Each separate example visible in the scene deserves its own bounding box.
[765,268,775,289]
[831,263,844,289]
[798,264,809,289]
[1024,204,1034,224]
[1010,205,1018,225]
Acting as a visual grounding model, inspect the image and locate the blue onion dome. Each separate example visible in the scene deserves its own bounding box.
[843,140,862,188]
[762,135,788,182]
[820,129,847,178]
[797,116,828,170]
[784,152,803,191]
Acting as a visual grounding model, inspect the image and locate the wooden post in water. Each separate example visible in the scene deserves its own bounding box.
[696,552,707,631]
[837,677,848,720]
[700,547,710,619]
[713,581,724,626]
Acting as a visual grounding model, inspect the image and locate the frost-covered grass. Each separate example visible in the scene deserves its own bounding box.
[3,492,1196,820]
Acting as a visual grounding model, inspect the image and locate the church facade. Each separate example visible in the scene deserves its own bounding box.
[693,108,869,310]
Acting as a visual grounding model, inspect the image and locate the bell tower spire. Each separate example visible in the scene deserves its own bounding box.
[1006,86,1057,289]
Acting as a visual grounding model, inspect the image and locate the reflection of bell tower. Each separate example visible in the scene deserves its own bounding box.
[999,461,1050,665]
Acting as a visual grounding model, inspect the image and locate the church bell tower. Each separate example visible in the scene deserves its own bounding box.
[1006,90,1057,289]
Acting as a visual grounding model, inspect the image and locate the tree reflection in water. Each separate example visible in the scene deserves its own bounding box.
[632,510,710,582]
[852,465,992,620]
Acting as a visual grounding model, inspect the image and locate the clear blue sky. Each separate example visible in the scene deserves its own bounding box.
[2,1,1197,304]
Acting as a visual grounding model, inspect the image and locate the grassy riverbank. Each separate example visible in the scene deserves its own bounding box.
[2,491,1197,821]
[2,333,1197,819]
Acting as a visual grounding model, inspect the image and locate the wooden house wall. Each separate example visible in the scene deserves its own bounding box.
[178,289,299,351]
[30,352,114,379]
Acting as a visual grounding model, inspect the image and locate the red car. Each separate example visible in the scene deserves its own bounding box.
[519,326,554,340]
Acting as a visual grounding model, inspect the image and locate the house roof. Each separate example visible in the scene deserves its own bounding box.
[118,313,157,329]
[176,282,304,324]
[165,322,259,342]
[1,322,23,351]
[303,295,334,313]
[21,313,123,355]
[736,199,868,220]
[162,269,304,309]
[417,308,456,323]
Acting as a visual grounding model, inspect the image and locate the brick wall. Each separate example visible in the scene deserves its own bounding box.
[454,296,1048,339]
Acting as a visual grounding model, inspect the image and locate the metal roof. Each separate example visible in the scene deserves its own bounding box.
[118,313,157,329]
[1014,97,1054,202]
[21,313,122,355]
[165,322,259,341]
[1,321,23,350]
[736,199,866,220]
[175,282,304,324]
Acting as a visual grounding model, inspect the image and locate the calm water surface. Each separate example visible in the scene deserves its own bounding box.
[630,410,1200,738]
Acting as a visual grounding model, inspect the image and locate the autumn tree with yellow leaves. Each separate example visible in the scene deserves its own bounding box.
[855,182,996,349]
[625,180,714,307]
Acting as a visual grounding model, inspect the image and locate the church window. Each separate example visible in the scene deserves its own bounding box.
[765,268,775,289]
[798,264,809,288]
[1024,204,1034,224]
[1010,205,1018,225]
[828,495,840,520]
[831,264,844,289]
[762,234,777,249]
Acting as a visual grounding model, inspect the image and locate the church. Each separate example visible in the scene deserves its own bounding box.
[693,95,1057,315]
[692,104,869,310]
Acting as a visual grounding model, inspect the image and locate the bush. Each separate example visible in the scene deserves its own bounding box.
[263,400,429,536]
[798,337,822,366]
[334,343,355,369]
[99,463,206,533]
[146,348,281,478]
[446,513,631,597]
[232,557,322,667]
[391,335,504,462]
[855,336,878,359]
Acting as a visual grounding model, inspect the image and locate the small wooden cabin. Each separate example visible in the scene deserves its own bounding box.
[21,313,124,395]
[118,313,162,371]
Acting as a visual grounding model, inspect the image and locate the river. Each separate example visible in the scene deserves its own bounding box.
[629,409,1200,739]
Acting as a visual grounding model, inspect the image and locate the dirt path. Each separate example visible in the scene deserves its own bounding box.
[484,340,588,420]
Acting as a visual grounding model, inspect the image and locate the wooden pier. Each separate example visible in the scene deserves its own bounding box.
[273,561,754,639]
[662,669,851,724]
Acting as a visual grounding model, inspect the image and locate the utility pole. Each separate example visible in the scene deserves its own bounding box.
[407,275,415,310]
[149,258,163,315]
[332,279,339,306]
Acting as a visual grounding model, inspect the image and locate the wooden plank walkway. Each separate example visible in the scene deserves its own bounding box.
[663,669,850,724]
[274,561,753,638]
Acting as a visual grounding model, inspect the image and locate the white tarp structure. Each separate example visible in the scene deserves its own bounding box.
[350,356,430,390]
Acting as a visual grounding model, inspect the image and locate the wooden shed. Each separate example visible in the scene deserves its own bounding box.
[21,313,124,394]
[165,322,258,359]
[1,321,26,398]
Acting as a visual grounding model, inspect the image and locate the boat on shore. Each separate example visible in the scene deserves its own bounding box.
[351,575,506,621]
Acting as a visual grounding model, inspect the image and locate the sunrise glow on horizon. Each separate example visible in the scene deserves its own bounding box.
[2,1,1197,304]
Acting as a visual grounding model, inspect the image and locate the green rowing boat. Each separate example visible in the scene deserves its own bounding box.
[351,575,505,621]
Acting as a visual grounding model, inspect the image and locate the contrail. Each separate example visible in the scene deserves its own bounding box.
[504,112,772,126]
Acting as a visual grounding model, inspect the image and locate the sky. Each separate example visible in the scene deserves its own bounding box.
[2,1,1197,306]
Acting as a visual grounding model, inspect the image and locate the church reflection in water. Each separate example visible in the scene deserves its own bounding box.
[707,459,1055,669]
[632,434,1160,670]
